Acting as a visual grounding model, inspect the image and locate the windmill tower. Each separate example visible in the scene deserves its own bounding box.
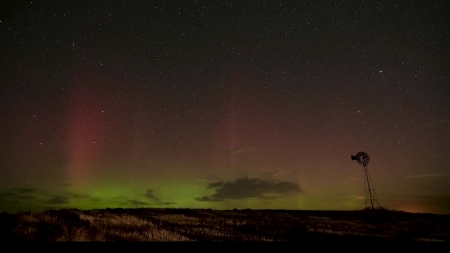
[351,151,381,209]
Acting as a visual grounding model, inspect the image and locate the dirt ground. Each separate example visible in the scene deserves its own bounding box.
[0,208,449,243]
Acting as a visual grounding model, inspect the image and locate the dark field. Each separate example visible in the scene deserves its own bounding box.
[0,208,449,243]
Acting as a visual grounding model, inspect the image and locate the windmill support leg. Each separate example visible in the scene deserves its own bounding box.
[364,165,374,209]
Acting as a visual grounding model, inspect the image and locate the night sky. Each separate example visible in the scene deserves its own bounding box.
[1,1,449,214]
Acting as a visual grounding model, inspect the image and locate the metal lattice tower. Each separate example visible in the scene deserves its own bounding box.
[351,151,381,209]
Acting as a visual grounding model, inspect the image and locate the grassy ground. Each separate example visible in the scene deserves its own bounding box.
[0,208,449,242]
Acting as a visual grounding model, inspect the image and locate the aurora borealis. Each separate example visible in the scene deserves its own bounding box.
[1,1,449,214]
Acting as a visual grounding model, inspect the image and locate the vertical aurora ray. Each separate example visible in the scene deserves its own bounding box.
[222,72,254,171]
[65,76,109,189]
[61,75,166,206]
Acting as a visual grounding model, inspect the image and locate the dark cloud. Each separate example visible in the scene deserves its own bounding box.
[0,192,15,201]
[159,201,175,206]
[144,189,158,201]
[0,188,41,203]
[15,195,36,200]
[128,200,148,206]
[1,186,175,211]
[9,188,40,194]
[123,199,174,207]
[45,192,95,205]
[89,197,102,203]
[47,193,90,204]
[47,195,70,205]
[65,192,90,199]
[0,187,96,207]
[196,177,302,202]
[143,189,175,206]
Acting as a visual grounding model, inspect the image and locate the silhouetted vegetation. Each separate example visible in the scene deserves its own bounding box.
[0,208,448,242]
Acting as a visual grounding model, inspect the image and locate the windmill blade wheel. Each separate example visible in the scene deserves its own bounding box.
[356,151,370,166]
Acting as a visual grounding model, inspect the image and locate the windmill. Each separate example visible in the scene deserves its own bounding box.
[351,151,381,209]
